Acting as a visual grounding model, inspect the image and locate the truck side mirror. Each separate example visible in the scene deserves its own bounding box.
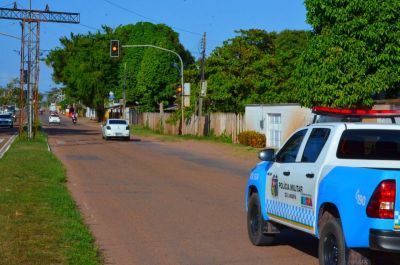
[258,148,275,161]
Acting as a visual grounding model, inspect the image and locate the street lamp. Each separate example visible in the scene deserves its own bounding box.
[121,44,185,134]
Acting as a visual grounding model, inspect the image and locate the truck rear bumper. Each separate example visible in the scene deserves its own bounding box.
[370,229,400,253]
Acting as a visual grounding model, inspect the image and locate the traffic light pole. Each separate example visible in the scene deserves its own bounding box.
[121,44,185,134]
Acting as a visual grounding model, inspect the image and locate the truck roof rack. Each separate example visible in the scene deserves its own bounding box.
[312,106,400,124]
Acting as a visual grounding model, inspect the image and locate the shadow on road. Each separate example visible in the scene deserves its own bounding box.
[44,126,99,136]
[0,127,18,136]
[274,229,318,258]
[272,229,400,265]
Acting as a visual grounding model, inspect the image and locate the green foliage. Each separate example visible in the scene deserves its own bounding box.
[0,78,20,106]
[46,23,193,116]
[238,131,266,148]
[114,23,194,112]
[206,29,309,113]
[46,28,118,117]
[296,0,400,108]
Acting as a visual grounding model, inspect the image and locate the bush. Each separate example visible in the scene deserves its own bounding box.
[238,131,266,148]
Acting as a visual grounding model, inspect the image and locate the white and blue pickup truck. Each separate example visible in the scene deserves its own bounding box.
[245,107,400,265]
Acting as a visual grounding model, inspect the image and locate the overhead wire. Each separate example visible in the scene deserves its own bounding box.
[0,31,20,40]
[102,0,202,36]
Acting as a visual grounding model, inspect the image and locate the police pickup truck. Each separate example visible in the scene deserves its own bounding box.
[245,107,400,265]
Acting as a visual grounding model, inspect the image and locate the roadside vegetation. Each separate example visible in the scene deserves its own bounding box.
[0,133,103,265]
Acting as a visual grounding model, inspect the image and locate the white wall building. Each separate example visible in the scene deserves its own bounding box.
[245,104,313,148]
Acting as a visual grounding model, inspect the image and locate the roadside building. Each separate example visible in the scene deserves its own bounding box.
[245,103,313,148]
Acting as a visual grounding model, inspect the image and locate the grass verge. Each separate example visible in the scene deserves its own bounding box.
[0,132,103,265]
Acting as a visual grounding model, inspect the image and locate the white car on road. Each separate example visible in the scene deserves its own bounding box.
[48,113,61,124]
[102,119,130,141]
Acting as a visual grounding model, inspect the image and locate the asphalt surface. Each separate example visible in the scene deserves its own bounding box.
[42,114,398,265]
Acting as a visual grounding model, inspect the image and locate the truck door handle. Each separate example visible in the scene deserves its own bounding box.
[306,173,314,178]
[283,171,290,176]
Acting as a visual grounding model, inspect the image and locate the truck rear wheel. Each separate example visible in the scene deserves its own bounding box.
[318,212,371,265]
[247,193,275,246]
[319,215,346,265]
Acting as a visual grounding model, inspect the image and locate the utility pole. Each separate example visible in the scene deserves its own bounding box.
[198,32,206,134]
[0,2,80,139]
[123,62,127,120]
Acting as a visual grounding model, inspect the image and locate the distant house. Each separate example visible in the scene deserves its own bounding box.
[245,104,313,148]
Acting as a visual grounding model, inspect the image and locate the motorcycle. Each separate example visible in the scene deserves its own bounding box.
[72,114,77,125]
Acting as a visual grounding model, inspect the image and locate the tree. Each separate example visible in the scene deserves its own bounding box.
[205,29,309,113]
[295,0,400,108]
[206,29,276,113]
[46,28,120,120]
[114,23,194,112]
[46,23,194,116]
[0,78,20,106]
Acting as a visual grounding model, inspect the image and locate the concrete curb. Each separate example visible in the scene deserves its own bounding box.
[0,132,18,159]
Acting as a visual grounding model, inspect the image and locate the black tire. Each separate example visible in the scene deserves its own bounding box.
[247,193,275,246]
[318,213,371,265]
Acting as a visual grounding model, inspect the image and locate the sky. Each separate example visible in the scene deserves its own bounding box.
[0,0,310,93]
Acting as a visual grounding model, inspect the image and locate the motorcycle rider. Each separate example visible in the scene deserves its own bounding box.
[71,112,77,124]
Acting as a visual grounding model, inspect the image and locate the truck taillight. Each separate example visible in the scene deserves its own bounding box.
[367,180,396,219]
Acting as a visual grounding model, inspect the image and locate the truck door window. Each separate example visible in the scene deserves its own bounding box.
[301,128,331,163]
[275,129,307,163]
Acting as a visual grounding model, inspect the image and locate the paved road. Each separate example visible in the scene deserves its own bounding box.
[43,116,400,265]
[43,116,319,265]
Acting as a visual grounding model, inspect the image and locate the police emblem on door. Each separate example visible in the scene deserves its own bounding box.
[271,175,278,197]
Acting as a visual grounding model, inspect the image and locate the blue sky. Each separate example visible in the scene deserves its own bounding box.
[0,0,310,93]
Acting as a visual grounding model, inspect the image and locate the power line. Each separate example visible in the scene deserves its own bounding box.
[102,0,202,36]
[0,31,20,39]
[80,23,101,31]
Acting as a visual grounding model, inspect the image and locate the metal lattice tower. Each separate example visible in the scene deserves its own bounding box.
[0,3,79,139]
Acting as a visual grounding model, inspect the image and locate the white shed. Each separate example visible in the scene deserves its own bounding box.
[245,103,313,148]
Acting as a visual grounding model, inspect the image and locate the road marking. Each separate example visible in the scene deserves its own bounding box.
[0,133,17,159]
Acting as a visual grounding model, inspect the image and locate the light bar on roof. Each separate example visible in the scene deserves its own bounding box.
[312,106,400,117]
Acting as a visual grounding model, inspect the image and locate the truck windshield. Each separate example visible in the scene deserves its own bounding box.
[337,129,400,160]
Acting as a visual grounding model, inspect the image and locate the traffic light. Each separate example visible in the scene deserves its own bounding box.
[23,69,28,83]
[110,40,120,57]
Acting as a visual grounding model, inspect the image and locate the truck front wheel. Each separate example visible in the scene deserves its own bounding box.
[247,193,275,246]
